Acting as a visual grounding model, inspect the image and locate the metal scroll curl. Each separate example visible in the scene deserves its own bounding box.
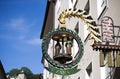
[58,8,101,44]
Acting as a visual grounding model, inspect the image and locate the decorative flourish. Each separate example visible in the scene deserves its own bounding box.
[58,8,101,44]
[42,28,83,69]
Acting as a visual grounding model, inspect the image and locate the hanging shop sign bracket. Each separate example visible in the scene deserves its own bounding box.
[42,8,101,75]
[92,16,120,68]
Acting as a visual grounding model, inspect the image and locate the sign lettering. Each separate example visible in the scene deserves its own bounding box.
[101,16,114,42]
[46,65,80,75]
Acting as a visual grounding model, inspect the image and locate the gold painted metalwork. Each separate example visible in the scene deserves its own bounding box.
[66,40,73,56]
[58,8,101,44]
[54,40,61,56]
[116,51,120,67]
[99,50,104,67]
[107,52,113,67]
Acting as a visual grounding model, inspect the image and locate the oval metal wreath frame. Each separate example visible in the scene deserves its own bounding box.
[42,28,84,69]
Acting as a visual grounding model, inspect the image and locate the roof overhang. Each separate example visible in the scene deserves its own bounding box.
[40,0,55,39]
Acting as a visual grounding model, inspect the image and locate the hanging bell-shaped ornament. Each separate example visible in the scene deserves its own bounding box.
[107,51,113,67]
[66,40,73,56]
[99,50,104,67]
[53,38,69,64]
[54,40,61,57]
[116,51,120,67]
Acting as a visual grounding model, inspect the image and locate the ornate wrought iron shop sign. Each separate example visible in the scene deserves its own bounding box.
[101,16,114,42]
[42,8,101,75]
[92,16,120,68]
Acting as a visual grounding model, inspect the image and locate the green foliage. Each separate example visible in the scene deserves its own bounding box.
[7,68,20,77]
[7,67,43,79]
[7,67,33,77]
[21,67,33,75]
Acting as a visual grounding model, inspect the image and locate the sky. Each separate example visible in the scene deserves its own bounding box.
[0,0,47,74]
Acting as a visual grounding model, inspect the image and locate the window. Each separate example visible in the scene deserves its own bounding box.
[84,0,90,14]
[78,77,80,79]
[86,62,92,79]
[69,0,77,8]
[85,71,90,79]
[97,0,108,19]
[74,22,79,34]
[72,0,77,6]
[86,63,92,76]
[56,0,60,13]
[84,0,90,41]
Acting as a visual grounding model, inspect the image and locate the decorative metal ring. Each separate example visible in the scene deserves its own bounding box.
[42,28,84,69]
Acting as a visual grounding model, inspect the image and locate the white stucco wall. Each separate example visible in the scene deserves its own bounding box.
[43,0,120,79]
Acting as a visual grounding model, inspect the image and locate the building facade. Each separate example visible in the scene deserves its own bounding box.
[0,61,7,79]
[41,0,120,79]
